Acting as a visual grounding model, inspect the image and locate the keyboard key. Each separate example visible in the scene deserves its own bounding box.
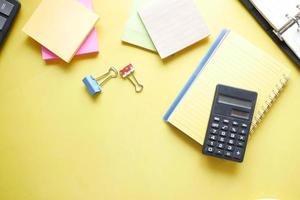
[218,136,226,143]
[0,15,6,30]
[207,140,216,147]
[213,116,220,122]
[210,128,218,134]
[224,151,232,157]
[217,143,225,149]
[226,145,234,151]
[230,127,237,133]
[232,121,239,126]
[223,119,229,124]
[211,123,219,129]
[209,135,217,141]
[228,139,235,145]
[229,133,236,139]
[0,0,14,16]
[215,149,223,156]
[242,123,248,128]
[233,148,243,160]
[239,129,247,135]
[238,135,246,141]
[205,146,214,154]
[219,130,227,137]
[221,125,229,131]
[237,141,245,147]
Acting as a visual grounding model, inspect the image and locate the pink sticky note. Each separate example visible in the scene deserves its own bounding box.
[41,0,99,60]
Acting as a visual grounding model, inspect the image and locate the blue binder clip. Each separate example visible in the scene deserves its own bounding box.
[83,67,118,96]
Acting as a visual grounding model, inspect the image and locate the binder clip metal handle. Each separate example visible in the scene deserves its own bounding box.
[96,67,118,86]
[128,75,144,93]
[120,64,144,93]
[83,67,118,96]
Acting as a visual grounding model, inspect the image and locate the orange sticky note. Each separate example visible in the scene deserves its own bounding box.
[23,0,99,63]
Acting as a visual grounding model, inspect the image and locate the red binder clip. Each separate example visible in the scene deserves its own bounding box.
[120,64,143,93]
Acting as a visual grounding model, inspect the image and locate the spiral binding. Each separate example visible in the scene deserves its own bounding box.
[249,73,290,134]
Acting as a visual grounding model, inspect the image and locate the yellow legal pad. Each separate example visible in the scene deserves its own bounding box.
[22,0,99,63]
[164,29,290,145]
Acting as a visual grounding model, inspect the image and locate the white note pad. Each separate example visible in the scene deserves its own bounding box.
[138,0,210,59]
[250,0,300,30]
[250,0,300,58]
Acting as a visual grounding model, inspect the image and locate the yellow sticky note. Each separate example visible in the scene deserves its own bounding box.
[23,0,99,63]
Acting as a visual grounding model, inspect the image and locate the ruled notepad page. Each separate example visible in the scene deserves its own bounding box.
[167,31,290,145]
[138,0,210,59]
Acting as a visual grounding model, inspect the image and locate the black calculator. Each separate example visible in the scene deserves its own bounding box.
[202,85,257,162]
[0,0,20,48]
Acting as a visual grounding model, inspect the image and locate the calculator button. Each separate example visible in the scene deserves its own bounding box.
[239,129,247,135]
[211,123,219,129]
[219,130,227,137]
[223,119,229,124]
[216,143,225,149]
[232,121,239,126]
[0,0,14,16]
[205,146,214,154]
[215,149,223,156]
[207,140,216,147]
[229,133,236,139]
[221,125,229,131]
[226,145,234,151]
[213,116,220,122]
[237,141,245,147]
[230,127,237,133]
[228,139,235,145]
[224,151,232,157]
[242,123,248,128]
[0,15,6,30]
[233,148,243,160]
[210,128,218,134]
[218,137,226,143]
[238,135,246,141]
[209,135,217,141]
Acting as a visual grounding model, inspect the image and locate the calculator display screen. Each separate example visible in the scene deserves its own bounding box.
[218,95,252,109]
[230,109,250,120]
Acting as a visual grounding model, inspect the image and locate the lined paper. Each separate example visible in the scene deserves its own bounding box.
[138,0,210,59]
[167,31,290,145]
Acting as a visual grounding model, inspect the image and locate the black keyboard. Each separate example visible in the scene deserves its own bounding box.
[0,0,20,48]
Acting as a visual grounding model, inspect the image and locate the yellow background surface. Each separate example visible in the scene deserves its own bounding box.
[0,0,299,199]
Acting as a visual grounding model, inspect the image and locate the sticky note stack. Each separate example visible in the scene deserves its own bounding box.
[138,0,210,59]
[122,0,156,52]
[23,0,99,63]
[122,0,210,59]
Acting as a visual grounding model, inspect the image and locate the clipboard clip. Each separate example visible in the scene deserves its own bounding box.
[274,5,300,41]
